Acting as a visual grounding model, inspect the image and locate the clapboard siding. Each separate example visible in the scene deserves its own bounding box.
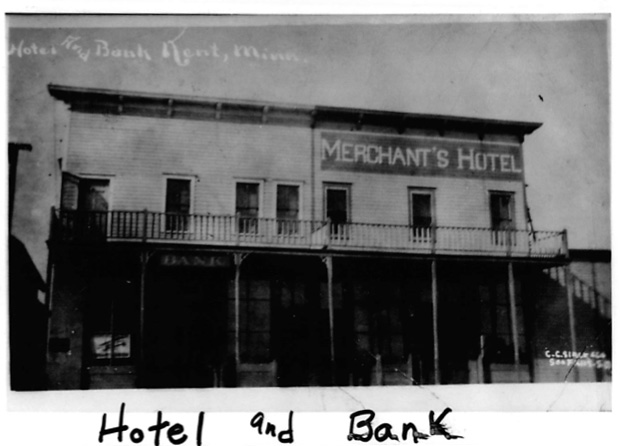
[67,112,527,230]
[67,112,313,218]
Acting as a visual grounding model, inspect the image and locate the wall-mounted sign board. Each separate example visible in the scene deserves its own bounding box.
[91,334,131,359]
[320,131,524,181]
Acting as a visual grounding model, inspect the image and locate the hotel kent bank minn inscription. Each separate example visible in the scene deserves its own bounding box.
[321,131,524,180]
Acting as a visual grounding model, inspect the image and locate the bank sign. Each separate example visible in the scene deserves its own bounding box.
[320,131,524,180]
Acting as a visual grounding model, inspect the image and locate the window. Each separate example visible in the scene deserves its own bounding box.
[479,281,526,365]
[490,192,514,230]
[236,182,260,234]
[324,184,350,238]
[87,275,138,366]
[409,189,434,241]
[276,185,300,235]
[490,192,515,245]
[165,178,192,232]
[60,172,81,211]
[69,177,111,240]
[238,280,271,363]
[60,174,111,212]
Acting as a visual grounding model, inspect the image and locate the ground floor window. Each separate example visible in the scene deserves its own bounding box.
[85,271,138,368]
[239,279,271,363]
[479,279,526,364]
[57,254,594,390]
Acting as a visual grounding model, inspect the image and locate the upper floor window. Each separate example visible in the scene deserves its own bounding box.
[60,174,111,240]
[276,184,300,235]
[489,191,515,245]
[236,182,260,234]
[490,192,514,230]
[324,183,351,238]
[409,188,434,241]
[79,178,111,212]
[165,178,192,232]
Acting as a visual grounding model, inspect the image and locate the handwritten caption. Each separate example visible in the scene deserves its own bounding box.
[9,30,309,67]
[98,403,463,445]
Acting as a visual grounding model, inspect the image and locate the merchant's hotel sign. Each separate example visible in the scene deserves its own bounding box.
[321,131,524,180]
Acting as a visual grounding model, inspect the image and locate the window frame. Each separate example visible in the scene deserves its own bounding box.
[323,183,351,222]
[488,190,516,230]
[238,279,272,363]
[488,190,517,247]
[323,182,352,239]
[235,180,264,235]
[408,187,435,227]
[77,174,115,211]
[86,276,138,367]
[408,187,435,243]
[70,174,114,240]
[163,175,195,233]
[275,182,303,236]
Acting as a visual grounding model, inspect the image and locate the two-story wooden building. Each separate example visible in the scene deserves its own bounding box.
[44,84,610,390]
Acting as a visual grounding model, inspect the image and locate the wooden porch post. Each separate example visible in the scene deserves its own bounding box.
[138,250,152,386]
[233,253,248,366]
[431,259,440,384]
[322,255,336,384]
[564,265,579,382]
[44,247,56,368]
[507,262,521,381]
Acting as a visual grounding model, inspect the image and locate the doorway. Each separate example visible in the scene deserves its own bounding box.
[143,266,228,388]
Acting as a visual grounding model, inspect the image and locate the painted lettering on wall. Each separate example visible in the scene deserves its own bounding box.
[320,131,524,180]
[159,254,231,268]
[9,30,310,66]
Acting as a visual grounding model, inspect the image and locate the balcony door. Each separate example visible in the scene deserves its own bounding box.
[324,184,350,240]
[490,192,515,246]
[409,189,434,242]
[276,184,300,235]
[165,178,192,232]
[236,182,260,235]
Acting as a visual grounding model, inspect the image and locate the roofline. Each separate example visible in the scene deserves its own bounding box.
[47,83,543,136]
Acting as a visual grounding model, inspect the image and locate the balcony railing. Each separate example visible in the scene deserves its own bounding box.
[52,208,568,258]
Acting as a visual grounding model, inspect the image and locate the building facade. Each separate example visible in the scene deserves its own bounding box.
[43,84,611,390]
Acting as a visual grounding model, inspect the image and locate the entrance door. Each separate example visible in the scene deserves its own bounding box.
[275,279,316,386]
[143,267,228,388]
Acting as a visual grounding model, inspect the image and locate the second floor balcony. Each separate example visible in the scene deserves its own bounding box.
[52,208,568,259]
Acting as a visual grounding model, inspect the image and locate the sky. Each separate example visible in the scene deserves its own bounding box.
[7,15,610,264]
